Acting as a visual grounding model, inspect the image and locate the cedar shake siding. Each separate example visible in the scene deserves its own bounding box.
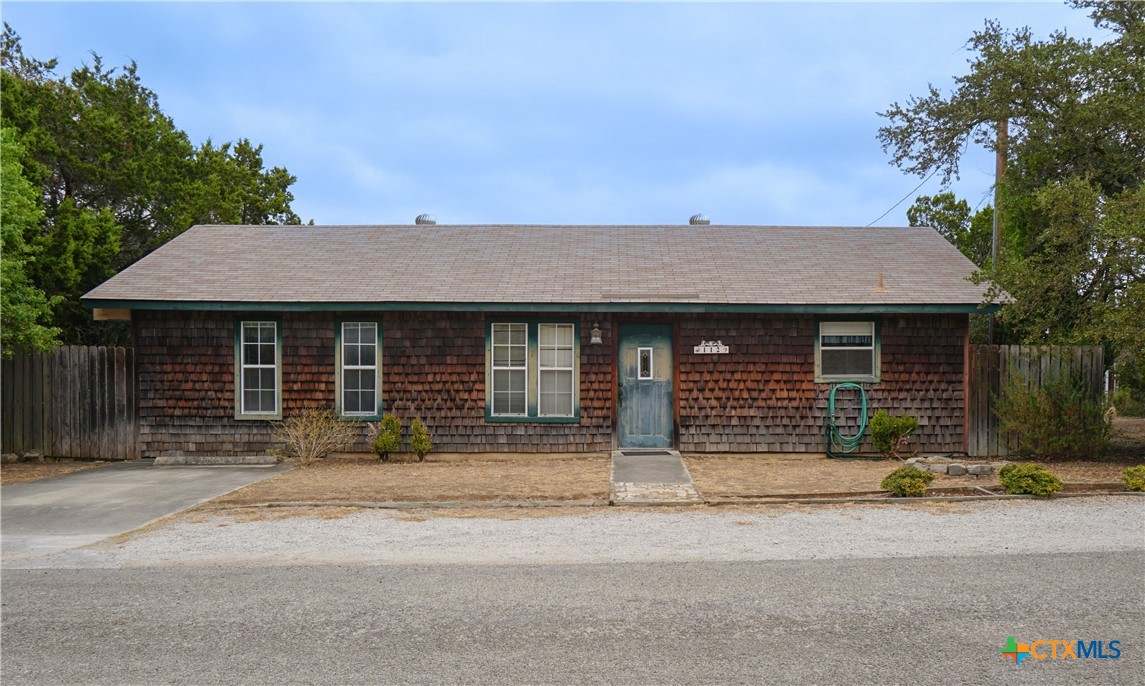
[676,314,966,453]
[135,311,614,456]
[136,310,967,456]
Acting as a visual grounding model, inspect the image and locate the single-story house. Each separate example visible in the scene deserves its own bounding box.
[81,221,1001,456]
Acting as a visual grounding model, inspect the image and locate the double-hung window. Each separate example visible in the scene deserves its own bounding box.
[337,321,382,419]
[816,320,879,382]
[488,321,579,420]
[236,320,281,418]
[538,323,575,417]
[491,323,528,416]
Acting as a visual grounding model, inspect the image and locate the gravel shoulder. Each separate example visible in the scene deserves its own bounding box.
[14,496,1142,570]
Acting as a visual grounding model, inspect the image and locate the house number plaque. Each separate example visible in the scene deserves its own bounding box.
[693,340,729,354]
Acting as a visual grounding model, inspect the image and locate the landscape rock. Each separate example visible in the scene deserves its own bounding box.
[1,453,19,464]
[967,464,994,476]
[947,464,967,476]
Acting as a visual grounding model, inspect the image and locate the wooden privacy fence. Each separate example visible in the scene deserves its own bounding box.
[1,346,138,460]
[967,344,1104,457]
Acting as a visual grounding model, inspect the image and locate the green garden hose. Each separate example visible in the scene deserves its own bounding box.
[825,383,868,457]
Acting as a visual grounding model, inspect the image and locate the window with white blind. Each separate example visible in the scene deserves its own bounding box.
[538,323,575,417]
[488,321,579,420]
[816,320,880,382]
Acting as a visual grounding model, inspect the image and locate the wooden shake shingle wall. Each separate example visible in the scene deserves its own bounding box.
[135,309,967,456]
[675,314,966,453]
[88,223,1004,457]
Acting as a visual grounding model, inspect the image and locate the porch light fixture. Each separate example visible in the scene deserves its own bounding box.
[590,322,603,345]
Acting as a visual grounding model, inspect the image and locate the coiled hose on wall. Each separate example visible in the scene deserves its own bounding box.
[825,382,868,458]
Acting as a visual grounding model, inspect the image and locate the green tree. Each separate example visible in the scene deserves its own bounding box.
[1,127,61,354]
[906,192,994,268]
[1,23,302,343]
[879,1,1144,363]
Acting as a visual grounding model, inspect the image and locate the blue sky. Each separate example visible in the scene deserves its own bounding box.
[4,2,1108,226]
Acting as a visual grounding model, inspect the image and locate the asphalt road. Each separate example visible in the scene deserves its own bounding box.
[3,551,1142,685]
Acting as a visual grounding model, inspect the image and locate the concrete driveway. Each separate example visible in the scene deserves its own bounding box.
[1,460,288,561]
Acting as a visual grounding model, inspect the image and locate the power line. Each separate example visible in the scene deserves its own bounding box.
[865,167,940,227]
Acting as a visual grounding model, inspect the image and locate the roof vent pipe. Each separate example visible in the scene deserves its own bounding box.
[415,214,437,225]
[689,213,710,226]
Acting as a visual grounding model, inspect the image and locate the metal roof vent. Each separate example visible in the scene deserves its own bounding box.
[689,213,710,226]
[415,213,437,225]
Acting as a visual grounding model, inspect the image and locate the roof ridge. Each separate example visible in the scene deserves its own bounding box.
[192,224,924,230]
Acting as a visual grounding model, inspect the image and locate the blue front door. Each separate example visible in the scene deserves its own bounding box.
[618,323,674,448]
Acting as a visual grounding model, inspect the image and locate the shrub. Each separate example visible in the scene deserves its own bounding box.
[994,371,1110,460]
[998,463,1063,497]
[371,414,403,462]
[870,410,920,459]
[409,417,433,462]
[1122,465,1145,492]
[880,465,935,497]
[1111,388,1145,417]
[271,409,354,467]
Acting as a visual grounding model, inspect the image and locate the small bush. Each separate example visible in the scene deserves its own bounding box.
[880,465,935,497]
[409,417,433,462]
[994,372,1110,460]
[271,409,354,467]
[1122,465,1145,492]
[371,414,403,462]
[870,410,920,459]
[998,463,1063,497]
[1111,389,1145,417]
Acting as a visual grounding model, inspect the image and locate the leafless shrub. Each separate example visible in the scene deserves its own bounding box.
[271,409,355,467]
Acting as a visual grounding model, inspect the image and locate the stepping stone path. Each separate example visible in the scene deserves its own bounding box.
[610,450,703,505]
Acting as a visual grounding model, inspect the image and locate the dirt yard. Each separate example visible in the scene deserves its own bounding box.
[684,455,1136,498]
[1111,416,1145,458]
[0,459,107,486]
[213,453,611,505]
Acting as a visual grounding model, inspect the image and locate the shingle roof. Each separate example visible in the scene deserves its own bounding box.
[82,224,1002,308]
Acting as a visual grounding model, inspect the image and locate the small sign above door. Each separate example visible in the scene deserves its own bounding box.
[694,340,729,354]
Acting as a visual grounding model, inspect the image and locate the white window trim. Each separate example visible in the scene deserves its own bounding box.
[538,323,576,418]
[238,320,279,417]
[491,322,529,417]
[340,321,380,417]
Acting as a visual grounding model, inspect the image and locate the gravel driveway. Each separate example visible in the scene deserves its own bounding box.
[11,496,1142,569]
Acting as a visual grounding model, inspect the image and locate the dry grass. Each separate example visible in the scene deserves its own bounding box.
[685,454,1135,498]
[0,459,107,486]
[212,453,611,505]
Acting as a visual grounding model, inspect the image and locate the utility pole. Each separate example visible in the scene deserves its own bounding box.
[988,118,1008,345]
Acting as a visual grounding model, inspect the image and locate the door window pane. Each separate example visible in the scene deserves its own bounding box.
[638,347,653,380]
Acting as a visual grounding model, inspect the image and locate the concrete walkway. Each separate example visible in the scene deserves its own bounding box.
[610,450,702,504]
[1,460,288,561]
